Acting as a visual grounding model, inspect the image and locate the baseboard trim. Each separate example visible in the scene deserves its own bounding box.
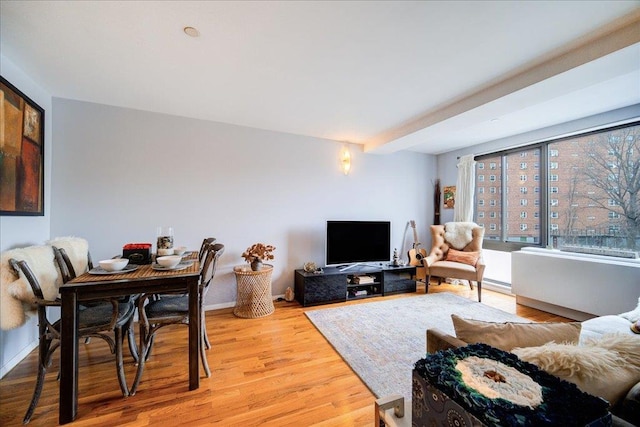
[515,295,597,321]
[1,340,38,379]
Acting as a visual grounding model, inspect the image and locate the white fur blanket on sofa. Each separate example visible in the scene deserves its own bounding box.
[0,237,89,330]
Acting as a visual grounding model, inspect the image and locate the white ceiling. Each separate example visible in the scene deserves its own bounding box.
[1,1,639,155]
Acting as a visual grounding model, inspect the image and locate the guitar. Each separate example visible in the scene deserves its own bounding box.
[408,220,427,266]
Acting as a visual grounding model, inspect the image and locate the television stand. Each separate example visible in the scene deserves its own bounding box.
[294,265,416,307]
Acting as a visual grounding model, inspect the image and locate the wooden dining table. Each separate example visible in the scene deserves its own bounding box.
[59,255,201,424]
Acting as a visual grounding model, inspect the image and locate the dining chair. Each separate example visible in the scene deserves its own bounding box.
[9,258,136,424]
[198,237,216,264]
[130,243,224,395]
[52,246,139,362]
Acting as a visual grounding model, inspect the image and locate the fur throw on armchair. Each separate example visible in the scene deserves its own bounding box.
[444,222,479,250]
[0,237,89,330]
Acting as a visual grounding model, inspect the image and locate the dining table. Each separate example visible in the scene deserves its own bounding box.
[59,253,201,424]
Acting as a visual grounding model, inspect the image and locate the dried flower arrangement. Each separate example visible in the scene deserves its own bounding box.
[241,243,276,263]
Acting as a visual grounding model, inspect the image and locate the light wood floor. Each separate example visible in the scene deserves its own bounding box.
[0,282,570,426]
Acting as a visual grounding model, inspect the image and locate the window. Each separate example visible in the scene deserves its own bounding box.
[475,121,639,255]
[478,162,485,169]
[489,175,496,182]
[478,175,485,182]
[490,224,497,231]
[478,212,484,218]
[475,148,542,245]
[490,212,496,218]
[520,224,528,231]
[478,199,485,206]
[478,187,484,194]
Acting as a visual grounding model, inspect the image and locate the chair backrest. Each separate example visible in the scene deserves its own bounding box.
[429,223,484,260]
[200,243,224,291]
[9,258,45,301]
[198,237,217,264]
[52,246,92,283]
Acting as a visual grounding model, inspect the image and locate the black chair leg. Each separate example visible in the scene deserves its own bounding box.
[202,313,211,350]
[126,316,139,363]
[23,338,53,424]
[477,281,482,302]
[114,327,130,397]
[200,334,211,378]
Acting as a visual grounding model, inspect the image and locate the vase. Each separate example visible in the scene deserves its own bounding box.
[250,259,263,271]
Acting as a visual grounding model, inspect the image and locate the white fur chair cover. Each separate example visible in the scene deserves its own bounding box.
[0,237,89,330]
[444,222,479,250]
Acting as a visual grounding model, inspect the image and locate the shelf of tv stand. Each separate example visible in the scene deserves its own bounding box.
[294,264,416,307]
[346,272,382,300]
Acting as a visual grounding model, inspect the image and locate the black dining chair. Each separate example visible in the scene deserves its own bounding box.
[198,237,216,264]
[130,243,224,394]
[9,257,136,424]
[52,246,139,362]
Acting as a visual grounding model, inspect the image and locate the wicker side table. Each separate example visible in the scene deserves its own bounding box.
[233,264,275,318]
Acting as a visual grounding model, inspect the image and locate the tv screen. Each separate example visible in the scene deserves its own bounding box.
[325,220,391,267]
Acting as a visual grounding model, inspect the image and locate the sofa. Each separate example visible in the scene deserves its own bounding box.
[426,308,640,426]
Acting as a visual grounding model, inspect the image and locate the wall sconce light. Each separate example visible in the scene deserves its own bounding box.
[341,146,351,175]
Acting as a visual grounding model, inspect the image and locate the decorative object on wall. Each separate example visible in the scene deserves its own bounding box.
[0,76,45,216]
[434,178,441,225]
[340,145,351,175]
[443,185,456,209]
[242,242,276,271]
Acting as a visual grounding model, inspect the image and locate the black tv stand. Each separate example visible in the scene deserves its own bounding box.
[294,264,416,307]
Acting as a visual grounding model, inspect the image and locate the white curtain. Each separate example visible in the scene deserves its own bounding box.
[454,154,476,222]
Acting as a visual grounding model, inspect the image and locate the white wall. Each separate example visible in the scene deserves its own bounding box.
[436,104,640,286]
[50,98,436,308]
[0,56,52,377]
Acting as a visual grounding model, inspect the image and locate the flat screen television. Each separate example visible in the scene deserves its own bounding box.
[325,220,391,269]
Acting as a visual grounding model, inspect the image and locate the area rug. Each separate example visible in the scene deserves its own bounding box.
[305,292,528,400]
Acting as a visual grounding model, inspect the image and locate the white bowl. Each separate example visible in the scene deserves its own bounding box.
[157,255,182,268]
[99,258,129,272]
[173,246,187,256]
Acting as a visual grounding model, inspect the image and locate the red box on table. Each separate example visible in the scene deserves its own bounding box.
[122,243,152,264]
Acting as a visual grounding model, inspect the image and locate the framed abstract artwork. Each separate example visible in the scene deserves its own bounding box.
[443,185,456,209]
[0,76,44,216]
